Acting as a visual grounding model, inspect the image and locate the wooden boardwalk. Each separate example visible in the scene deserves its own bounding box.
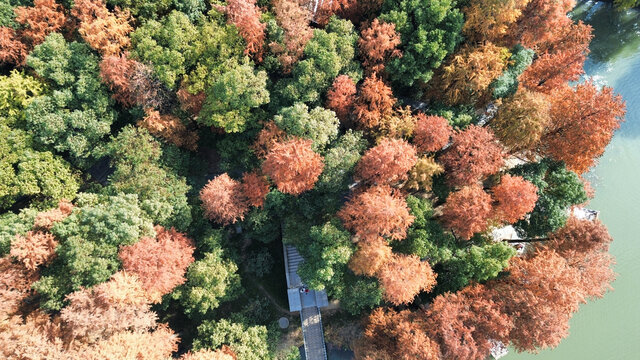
[301,306,327,360]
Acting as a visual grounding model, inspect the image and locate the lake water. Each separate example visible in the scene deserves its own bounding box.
[507,1,640,359]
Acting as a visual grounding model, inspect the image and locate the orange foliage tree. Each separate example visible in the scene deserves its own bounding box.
[14,0,66,47]
[491,174,539,224]
[100,53,138,107]
[439,125,505,187]
[353,74,397,132]
[200,173,249,225]
[0,256,38,316]
[491,88,550,152]
[358,18,402,74]
[33,199,74,229]
[412,114,452,153]
[119,226,195,303]
[251,121,288,158]
[261,138,324,195]
[138,109,199,150]
[510,0,576,49]
[72,0,133,56]
[377,254,437,305]
[425,285,512,360]
[442,185,493,240]
[356,308,441,360]
[354,138,417,185]
[325,75,357,123]
[521,21,592,94]
[225,0,266,62]
[463,0,529,44]
[60,272,158,343]
[10,231,58,271]
[0,27,28,65]
[431,43,507,106]
[270,0,314,73]
[548,217,613,256]
[240,171,270,208]
[338,185,414,241]
[542,81,625,174]
[348,238,392,277]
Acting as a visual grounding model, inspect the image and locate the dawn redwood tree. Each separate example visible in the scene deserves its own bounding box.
[33,200,74,230]
[119,226,196,303]
[0,256,38,316]
[14,0,66,47]
[251,121,288,158]
[439,125,505,187]
[261,138,324,195]
[138,109,199,151]
[270,0,313,73]
[348,238,392,277]
[412,114,452,153]
[377,254,437,305]
[356,308,441,360]
[240,171,270,208]
[425,284,512,360]
[200,173,249,225]
[10,231,57,271]
[358,18,402,74]
[353,74,397,132]
[486,249,585,352]
[491,88,551,152]
[99,54,137,107]
[225,0,266,62]
[463,0,529,44]
[0,27,28,65]
[431,43,507,106]
[442,186,493,240]
[491,174,539,224]
[520,21,593,94]
[548,217,613,256]
[338,185,414,241]
[542,81,625,174]
[325,75,357,123]
[354,138,417,185]
[510,0,576,49]
[73,0,133,57]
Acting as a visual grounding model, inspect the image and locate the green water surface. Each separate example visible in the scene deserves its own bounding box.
[507,2,640,359]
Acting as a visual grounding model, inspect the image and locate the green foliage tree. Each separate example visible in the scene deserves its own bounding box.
[108,0,173,20]
[171,248,241,317]
[25,33,116,168]
[1,125,79,211]
[491,44,534,99]
[273,16,361,108]
[193,319,271,360]
[380,0,464,89]
[0,206,38,255]
[614,0,640,10]
[33,193,155,310]
[510,159,588,237]
[199,61,269,133]
[105,126,192,231]
[297,220,355,293]
[339,275,383,315]
[0,70,45,127]
[273,103,339,151]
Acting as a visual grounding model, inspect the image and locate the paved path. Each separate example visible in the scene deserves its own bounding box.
[301,306,327,360]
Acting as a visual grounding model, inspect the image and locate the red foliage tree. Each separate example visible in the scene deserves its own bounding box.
[240,171,270,208]
[251,121,288,158]
[261,138,324,195]
[412,114,452,153]
[548,217,613,256]
[138,109,199,151]
[225,0,266,62]
[325,75,357,123]
[348,238,392,277]
[542,81,625,174]
[119,226,195,303]
[353,74,397,132]
[521,21,592,94]
[442,185,493,240]
[60,272,157,343]
[354,138,417,185]
[491,174,538,224]
[439,125,505,187]
[0,257,38,316]
[510,0,576,49]
[377,254,437,305]
[177,86,206,115]
[100,54,138,106]
[486,249,585,352]
[270,0,313,73]
[358,18,402,74]
[0,27,28,65]
[425,285,513,360]
[14,0,66,46]
[200,173,249,225]
[33,199,74,230]
[338,185,414,241]
[10,231,58,271]
[356,308,440,360]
